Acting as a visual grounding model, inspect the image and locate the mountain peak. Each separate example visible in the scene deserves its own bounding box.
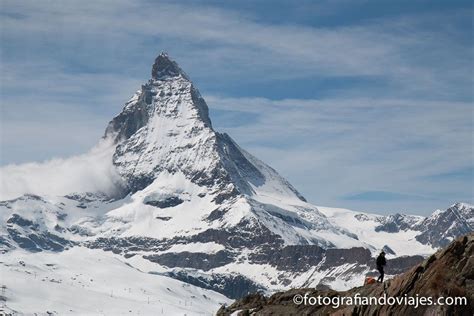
[104,51,306,202]
[151,52,188,80]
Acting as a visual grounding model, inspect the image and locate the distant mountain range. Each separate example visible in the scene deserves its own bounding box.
[1,53,472,313]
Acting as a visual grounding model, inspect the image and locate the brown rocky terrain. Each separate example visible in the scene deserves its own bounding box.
[217,233,474,315]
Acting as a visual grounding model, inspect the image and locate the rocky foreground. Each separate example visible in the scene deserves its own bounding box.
[218,233,474,315]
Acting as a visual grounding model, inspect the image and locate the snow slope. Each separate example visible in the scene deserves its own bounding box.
[316,206,435,256]
[0,247,231,315]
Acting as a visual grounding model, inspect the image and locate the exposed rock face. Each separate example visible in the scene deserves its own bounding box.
[1,195,73,252]
[217,233,474,315]
[143,195,184,208]
[166,270,266,299]
[375,213,423,233]
[151,52,188,80]
[414,203,474,248]
[145,250,235,271]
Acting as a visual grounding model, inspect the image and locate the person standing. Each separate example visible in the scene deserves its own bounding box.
[376,251,386,283]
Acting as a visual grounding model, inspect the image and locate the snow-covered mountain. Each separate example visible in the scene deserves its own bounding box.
[1,53,473,312]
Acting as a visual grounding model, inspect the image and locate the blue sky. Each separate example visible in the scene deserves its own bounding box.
[0,0,472,215]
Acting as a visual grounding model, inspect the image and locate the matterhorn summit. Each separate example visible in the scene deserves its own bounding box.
[1,53,472,307]
[103,52,307,212]
[104,52,217,193]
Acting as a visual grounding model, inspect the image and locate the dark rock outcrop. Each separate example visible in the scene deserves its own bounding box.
[144,196,184,208]
[151,52,187,80]
[166,271,266,299]
[5,213,73,252]
[6,227,72,252]
[144,250,235,271]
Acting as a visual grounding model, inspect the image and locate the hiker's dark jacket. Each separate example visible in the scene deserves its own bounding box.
[376,255,386,267]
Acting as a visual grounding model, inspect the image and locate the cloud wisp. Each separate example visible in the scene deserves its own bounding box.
[0,139,124,201]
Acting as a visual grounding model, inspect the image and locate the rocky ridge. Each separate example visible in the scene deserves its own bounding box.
[218,233,474,315]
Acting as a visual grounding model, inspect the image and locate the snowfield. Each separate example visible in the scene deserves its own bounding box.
[0,247,231,315]
[316,206,437,256]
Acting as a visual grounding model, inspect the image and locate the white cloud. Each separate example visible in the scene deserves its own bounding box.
[0,59,143,164]
[0,139,125,200]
